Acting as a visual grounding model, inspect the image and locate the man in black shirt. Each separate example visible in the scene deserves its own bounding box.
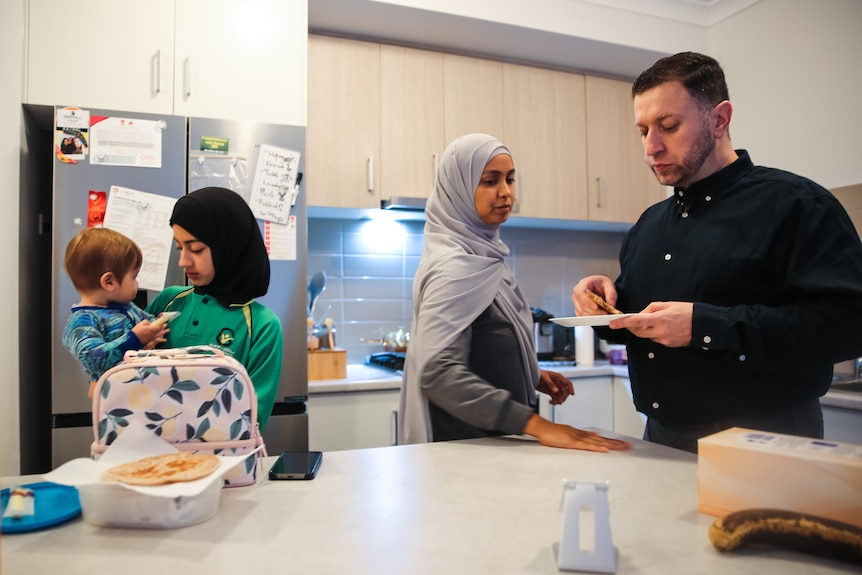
[573,51,862,453]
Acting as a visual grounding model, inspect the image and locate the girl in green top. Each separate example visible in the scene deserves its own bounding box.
[147,187,283,430]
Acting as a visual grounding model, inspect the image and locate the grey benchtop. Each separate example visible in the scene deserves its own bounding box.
[2,434,852,574]
[309,362,862,411]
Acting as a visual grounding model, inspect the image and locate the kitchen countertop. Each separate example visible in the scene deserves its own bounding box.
[309,362,862,412]
[2,434,855,574]
[308,362,628,394]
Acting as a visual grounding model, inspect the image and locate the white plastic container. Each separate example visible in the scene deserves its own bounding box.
[76,479,222,529]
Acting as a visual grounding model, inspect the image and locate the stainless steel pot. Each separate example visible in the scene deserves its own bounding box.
[362,327,410,352]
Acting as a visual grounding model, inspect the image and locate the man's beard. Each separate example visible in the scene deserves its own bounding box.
[653,120,715,188]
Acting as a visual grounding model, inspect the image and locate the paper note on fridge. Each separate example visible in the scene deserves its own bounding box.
[103,186,177,291]
[249,143,300,224]
[89,116,164,168]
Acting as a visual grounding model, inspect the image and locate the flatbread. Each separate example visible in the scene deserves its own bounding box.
[101,452,220,486]
[586,289,623,315]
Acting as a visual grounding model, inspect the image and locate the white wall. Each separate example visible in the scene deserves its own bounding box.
[2,0,24,476]
[710,0,862,188]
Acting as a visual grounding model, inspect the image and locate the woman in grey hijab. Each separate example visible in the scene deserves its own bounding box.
[399,134,629,452]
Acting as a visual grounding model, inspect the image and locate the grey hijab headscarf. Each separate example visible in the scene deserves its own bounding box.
[399,133,540,444]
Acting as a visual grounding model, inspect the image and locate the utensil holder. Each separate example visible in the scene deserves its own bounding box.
[307,349,347,380]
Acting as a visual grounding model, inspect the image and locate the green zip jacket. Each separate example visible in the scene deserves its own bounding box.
[147,286,283,430]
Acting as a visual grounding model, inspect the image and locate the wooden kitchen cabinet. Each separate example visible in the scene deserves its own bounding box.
[308,389,400,452]
[27,0,306,125]
[380,45,445,202]
[443,54,504,146]
[306,35,381,208]
[585,76,667,223]
[502,63,588,220]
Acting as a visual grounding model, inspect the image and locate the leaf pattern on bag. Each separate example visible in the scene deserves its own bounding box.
[94,354,261,486]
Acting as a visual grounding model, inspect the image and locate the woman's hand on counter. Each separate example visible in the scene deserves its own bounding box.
[523,414,632,452]
[537,369,574,405]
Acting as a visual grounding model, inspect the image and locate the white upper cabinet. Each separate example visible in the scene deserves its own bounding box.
[173,0,306,125]
[27,0,176,114]
[27,0,306,125]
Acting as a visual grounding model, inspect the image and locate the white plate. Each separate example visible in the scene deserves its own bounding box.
[550,314,638,327]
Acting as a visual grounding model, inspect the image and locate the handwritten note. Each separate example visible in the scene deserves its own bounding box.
[103,186,177,291]
[249,144,300,224]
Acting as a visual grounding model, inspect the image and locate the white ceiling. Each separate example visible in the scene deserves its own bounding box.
[308,0,760,79]
[575,0,760,26]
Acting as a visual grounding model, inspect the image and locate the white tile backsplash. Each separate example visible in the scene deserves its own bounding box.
[309,218,625,363]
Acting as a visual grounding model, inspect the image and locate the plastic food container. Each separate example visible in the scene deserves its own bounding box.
[76,479,222,529]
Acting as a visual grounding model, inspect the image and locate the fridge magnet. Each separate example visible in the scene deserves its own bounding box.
[87,191,107,228]
[249,143,300,224]
[55,106,90,163]
[89,116,163,168]
[199,135,229,154]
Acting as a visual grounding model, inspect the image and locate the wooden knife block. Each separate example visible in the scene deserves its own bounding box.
[308,349,347,380]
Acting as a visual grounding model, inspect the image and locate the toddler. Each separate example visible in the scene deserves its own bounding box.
[62,227,168,397]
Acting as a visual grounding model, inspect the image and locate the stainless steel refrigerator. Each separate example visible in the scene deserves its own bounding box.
[19,104,308,473]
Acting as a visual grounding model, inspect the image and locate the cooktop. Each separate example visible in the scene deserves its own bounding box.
[365,352,405,373]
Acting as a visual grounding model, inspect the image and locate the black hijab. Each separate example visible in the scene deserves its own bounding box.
[170,187,270,307]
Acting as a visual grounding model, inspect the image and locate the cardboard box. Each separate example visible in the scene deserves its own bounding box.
[308,349,347,380]
[698,427,862,528]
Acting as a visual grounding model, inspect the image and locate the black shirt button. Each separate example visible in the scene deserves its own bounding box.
[203,298,209,304]
[193,320,199,326]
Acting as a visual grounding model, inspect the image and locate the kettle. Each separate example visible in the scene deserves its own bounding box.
[530,307,555,360]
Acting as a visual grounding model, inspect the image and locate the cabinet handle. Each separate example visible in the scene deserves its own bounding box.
[367,157,374,193]
[596,177,604,208]
[183,57,192,99]
[392,409,399,446]
[152,50,161,95]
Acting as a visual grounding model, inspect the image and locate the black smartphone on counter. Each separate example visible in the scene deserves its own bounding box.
[269,451,323,480]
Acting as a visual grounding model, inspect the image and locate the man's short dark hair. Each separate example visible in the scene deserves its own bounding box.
[632,51,730,113]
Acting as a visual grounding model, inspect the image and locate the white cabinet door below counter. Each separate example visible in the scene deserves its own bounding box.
[308,389,400,452]
[543,376,614,432]
[613,376,647,439]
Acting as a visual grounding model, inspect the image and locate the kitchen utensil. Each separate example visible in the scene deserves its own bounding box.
[307,317,318,351]
[313,318,336,349]
[325,317,335,349]
[307,271,327,318]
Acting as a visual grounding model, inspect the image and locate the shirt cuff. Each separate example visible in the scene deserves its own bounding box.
[690,302,729,352]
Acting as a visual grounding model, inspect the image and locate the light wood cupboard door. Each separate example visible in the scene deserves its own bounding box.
[586,76,667,223]
[443,54,504,146]
[306,35,381,208]
[173,0,306,125]
[502,64,588,220]
[27,0,175,113]
[380,45,445,201]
